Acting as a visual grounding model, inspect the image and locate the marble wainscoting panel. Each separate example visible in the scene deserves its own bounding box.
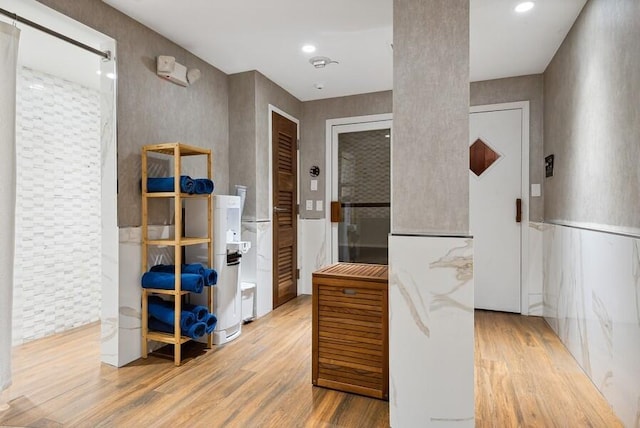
[100,44,119,366]
[389,235,474,427]
[255,221,273,317]
[526,222,546,316]
[116,226,174,367]
[298,219,327,295]
[240,221,258,286]
[543,223,640,426]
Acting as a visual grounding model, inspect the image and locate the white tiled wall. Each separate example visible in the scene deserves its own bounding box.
[12,67,101,345]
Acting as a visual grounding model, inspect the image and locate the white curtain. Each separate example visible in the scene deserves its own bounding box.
[0,21,20,393]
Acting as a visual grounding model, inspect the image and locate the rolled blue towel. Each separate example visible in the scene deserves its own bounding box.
[183,303,209,322]
[203,268,218,286]
[148,317,207,339]
[147,297,195,331]
[151,264,216,286]
[141,271,204,293]
[147,176,195,193]
[193,178,214,194]
[204,313,217,334]
[150,263,205,277]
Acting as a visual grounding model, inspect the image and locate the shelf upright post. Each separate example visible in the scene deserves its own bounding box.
[141,146,149,359]
[173,144,183,366]
[207,150,213,349]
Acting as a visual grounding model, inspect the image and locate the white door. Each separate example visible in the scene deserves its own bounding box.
[470,107,524,313]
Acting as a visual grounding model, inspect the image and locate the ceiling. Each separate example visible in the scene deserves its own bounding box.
[102,0,587,101]
[2,0,588,100]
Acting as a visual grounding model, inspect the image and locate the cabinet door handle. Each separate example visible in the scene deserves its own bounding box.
[343,289,357,295]
[516,198,522,223]
[273,206,288,213]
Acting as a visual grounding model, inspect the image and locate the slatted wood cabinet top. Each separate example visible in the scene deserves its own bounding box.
[312,263,389,400]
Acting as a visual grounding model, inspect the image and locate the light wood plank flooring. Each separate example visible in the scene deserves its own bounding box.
[475,310,622,427]
[1,298,622,427]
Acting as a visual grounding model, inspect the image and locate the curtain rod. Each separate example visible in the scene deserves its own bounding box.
[0,7,111,60]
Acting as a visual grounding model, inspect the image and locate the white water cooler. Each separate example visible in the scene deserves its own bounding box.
[186,194,250,345]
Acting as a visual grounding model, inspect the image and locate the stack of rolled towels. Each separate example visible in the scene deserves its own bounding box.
[147,175,214,194]
[141,263,218,294]
[147,295,217,339]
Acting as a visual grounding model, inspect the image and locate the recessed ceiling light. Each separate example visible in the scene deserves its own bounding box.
[96,70,102,75]
[302,44,316,53]
[106,72,117,80]
[515,1,534,13]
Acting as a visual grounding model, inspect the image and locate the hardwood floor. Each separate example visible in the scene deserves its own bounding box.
[1,296,388,428]
[1,298,622,427]
[475,310,622,427]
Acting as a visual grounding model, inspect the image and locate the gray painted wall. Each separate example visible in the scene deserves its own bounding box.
[228,72,257,220]
[36,0,230,227]
[544,0,640,232]
[301,91,392,219]
[392,0,469,234]
[471,75,544,222]
[228,71,303,221]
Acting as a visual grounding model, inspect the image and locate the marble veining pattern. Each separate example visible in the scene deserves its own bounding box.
[298,219,327,295]
[389,235,474,427]
[633,240,640,326]
[527,222,546,315]
[115,225,174,366]
[255,221,273,317]
[240,220,273,317]
[543,223,640,426]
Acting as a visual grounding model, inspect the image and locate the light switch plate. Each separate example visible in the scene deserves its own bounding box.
[531,183,541,197]
[310,179,318,191]
[316,200,323,211]
[306,200,313,211]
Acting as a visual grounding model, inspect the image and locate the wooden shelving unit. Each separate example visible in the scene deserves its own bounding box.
[141,142,213,366]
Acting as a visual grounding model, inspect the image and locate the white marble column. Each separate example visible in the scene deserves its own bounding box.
[391,0,472,425]
[389,236,474,426]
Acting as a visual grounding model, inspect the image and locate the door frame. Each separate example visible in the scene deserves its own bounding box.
[324,113,393,265]
[268,105,300,308]
[470,101,530,315]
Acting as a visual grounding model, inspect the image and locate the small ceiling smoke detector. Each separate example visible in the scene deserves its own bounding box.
[515,1,534,13]
[302,44,316,53]
[309,56,339,69]
[314,83,324,90]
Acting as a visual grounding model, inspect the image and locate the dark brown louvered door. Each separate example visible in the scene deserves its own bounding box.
[272,112,298,308]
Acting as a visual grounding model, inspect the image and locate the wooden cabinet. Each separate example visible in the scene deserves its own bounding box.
[140,142,213,366]
[312,263,388,400]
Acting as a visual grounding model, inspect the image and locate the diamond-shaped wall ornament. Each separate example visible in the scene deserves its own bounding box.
[469,138,501,177]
